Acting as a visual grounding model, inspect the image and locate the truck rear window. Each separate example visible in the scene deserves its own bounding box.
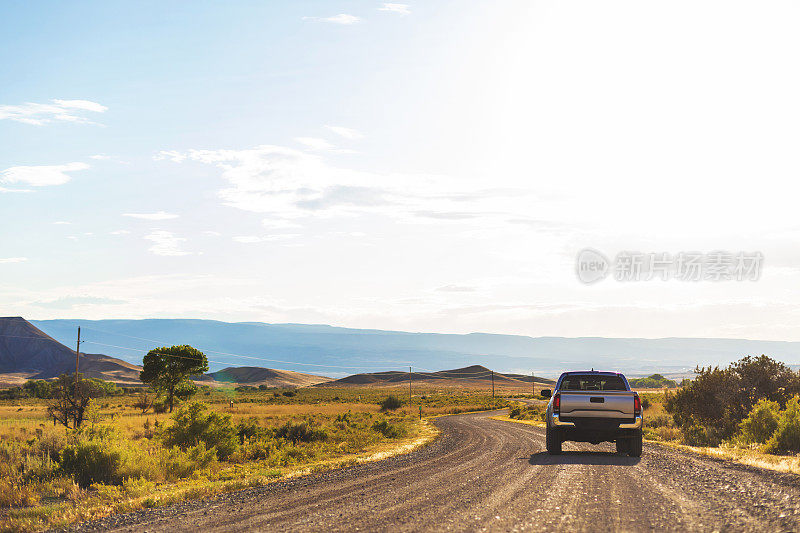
[560,375,627,391]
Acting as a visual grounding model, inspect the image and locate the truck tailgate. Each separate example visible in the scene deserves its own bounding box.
[559,391,636,418]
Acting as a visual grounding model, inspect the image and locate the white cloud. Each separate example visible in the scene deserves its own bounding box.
[203,231,222,237]
[0,257,27,264]
[89,154,111,160]
[0,187,33,193]
[379,3,410,15]
[303,14,361,25]
[295,137,334,151]
[324,125,364,140]
[144,231,191,256]
[0,99,107,125]
[53,221,71,225]
[157,144,532,224]
[123,211,179,220]
[1,162,89,187]
[109,230,131,235]
[154,150,187,163]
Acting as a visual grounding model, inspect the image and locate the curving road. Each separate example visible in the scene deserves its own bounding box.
[72,410,800,532]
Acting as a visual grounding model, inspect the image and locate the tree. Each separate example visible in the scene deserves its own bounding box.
[23,379,53,399]
[666,355,800,444]
[47,373,109,429]
[140,345,208,412]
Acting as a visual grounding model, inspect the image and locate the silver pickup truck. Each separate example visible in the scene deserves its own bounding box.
[540,371,643,456]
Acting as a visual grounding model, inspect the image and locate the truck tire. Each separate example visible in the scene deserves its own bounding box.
[615,438,630,454]
[628,430,643,457]
[546,427,562,455]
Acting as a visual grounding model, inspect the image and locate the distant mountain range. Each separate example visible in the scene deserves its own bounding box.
[30,318,800,379]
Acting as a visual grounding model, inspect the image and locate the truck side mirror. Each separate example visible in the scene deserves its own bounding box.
[540,389,551,398]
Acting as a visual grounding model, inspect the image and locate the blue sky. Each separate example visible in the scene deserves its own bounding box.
[3,1,800,340]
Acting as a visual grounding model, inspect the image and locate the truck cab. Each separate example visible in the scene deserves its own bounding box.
[540,371,643,456]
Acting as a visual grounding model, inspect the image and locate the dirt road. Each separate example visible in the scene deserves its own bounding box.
[71,410,800,532]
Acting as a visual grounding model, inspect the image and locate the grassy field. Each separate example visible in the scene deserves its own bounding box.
[0,386,506,532]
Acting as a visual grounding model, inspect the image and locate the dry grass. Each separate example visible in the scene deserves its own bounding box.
[0,386,501,532]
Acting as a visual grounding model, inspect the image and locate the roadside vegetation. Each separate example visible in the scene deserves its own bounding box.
[629,374,678,389]
[634,355,800,474]
[0,356,507,531]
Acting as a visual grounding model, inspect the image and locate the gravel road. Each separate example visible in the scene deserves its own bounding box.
[67,410,800,532]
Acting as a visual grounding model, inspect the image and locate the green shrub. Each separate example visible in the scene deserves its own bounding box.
[379,395,402,411]
[682,422,718,446]
[160,443,217,478]
[764,396,800,454]
[667,355,800,443]
[282,390,296,397]
[372,419,408,439]
[738,398,780,445]
[59,441,142,487]
[275,420,328,444]
[236,417,267,444]
[161,402,238,459]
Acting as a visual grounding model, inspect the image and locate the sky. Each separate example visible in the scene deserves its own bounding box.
[2,1,800,341]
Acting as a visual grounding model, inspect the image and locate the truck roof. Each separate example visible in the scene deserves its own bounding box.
[559,370,623,376]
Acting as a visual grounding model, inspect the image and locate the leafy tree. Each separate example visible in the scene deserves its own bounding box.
[764,396,800,454]
[738,398,780,444]
[666,355,800,444]
[23,379,53,399]
[629,374,678,389]
[140,345,208,412]
[47,373,110,429]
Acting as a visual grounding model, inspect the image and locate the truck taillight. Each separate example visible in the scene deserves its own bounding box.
[554,392,560,414]
[634,395,641,415]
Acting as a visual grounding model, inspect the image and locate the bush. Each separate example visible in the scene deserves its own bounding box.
[161,402,238,459]
[682,422,717,446]
[738,398,780,445]
[59,441,136,487]
[372,419,408,439]
[282,390,296,397]
[379,395,403,411]
[667,355,800,443]
[275,420,328,444]
[764,396,800,454]
[630,374,678,389]
[236,417,267,444]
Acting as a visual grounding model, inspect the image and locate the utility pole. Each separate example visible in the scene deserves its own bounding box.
[75,327,81,405]
[409,366,412,404]
[491,370,495,398]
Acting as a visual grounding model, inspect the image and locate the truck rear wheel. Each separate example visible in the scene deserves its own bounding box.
[546,427,562,455]
[628,430,643,457]
[615,438,630,454]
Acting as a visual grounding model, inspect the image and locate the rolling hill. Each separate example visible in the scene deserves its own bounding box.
[316,365,555,388]
[0,316,141,385]
[199,366,331,387]
[32,318,800,378]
